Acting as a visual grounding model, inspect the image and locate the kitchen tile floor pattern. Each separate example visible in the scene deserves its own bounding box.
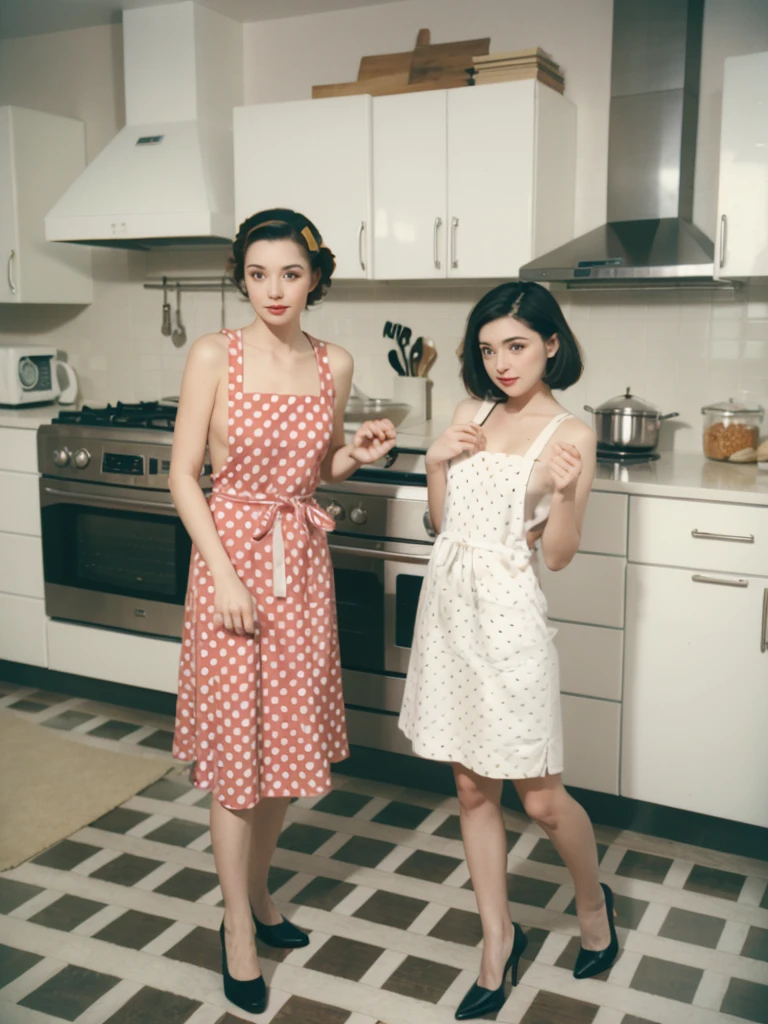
[1,680,767,1024]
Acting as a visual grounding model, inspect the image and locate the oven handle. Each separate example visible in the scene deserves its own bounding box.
[327,542,431,565]
[42,485,178,513]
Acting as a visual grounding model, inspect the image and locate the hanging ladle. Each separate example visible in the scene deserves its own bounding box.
[172,282,187,347]
[161,276,172,336]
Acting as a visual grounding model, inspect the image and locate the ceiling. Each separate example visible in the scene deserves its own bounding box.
[0,0,404,40]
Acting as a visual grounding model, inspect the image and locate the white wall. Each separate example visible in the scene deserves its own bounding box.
[0,1,767,452]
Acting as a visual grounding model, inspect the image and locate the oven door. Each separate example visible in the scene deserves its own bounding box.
[327,536,432,677]
[39,478,192,639]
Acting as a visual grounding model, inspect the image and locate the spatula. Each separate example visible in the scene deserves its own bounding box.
[409,337,424,376]
[388,349,406,376]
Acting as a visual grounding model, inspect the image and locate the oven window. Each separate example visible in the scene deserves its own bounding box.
[395,573,424,649]
[333,566,385,672]
[42,504,191,604]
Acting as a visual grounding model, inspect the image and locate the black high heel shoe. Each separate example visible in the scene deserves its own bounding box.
[455,923,528,1021]
[219,922,267,1014]
[251,908,309,949]
[573,883,620,980]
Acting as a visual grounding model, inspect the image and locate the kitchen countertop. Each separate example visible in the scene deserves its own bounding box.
[0,404,61,429]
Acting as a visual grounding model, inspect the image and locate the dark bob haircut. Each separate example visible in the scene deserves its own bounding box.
[230,208,336,307]
[460,281,584,399]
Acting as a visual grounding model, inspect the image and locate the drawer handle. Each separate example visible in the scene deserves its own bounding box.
[692,574,748,589]
[691,529,754,544]
[762,589,768,654]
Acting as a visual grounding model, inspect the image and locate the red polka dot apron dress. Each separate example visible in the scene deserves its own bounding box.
[173,329,349,808]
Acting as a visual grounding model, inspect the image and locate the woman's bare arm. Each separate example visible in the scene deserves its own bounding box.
[539,423,596,571]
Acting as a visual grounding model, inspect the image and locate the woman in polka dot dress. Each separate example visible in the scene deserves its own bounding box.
[399,283,618,1020]
[170,209,396,1014]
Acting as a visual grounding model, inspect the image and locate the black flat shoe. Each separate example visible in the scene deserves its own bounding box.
[219,922,267,1014]
[455,923,528,1021]
[573,883,620,980]
[251,910,309,949]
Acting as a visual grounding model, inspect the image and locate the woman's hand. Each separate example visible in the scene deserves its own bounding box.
[550,441,583,495]
[212,570,258,636]
[349,418,397,464]
[426,423,486,470]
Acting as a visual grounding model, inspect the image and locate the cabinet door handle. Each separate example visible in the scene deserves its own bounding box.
[433,217,442,269]
[691,529,754,544]
[692,573,748,588]
[719,214,727,269]
[762,589,768,653]
[358,221,366,272]
[7,249,16,295]
[450,216,459,269]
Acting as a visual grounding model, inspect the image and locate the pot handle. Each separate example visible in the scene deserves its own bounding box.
[660,412,679,420]
[583,405,595,414]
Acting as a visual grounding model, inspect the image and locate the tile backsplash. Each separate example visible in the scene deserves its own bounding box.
[1,248,767,452]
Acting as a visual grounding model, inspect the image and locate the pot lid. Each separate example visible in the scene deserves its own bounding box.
[700,397,765,417]
[594,388,660,418]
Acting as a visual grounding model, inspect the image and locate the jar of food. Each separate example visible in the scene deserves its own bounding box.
[701,399,764,461]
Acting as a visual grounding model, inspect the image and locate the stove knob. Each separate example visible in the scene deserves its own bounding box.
[53,448,70,467]
[350,505,368,526]
[423,509,437,538]
[73,448,91,469]
[324,500,346,522]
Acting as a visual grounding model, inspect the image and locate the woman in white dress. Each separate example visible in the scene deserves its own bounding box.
[399,282,619,1020]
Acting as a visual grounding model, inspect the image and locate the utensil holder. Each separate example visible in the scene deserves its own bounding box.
[392,375,432,428]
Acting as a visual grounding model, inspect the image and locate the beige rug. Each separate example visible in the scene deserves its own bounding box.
[0,709,171,871]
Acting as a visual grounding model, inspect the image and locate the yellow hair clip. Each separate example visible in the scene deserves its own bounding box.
[301,225,320,252]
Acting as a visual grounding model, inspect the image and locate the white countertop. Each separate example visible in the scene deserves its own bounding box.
[0,404,61,429]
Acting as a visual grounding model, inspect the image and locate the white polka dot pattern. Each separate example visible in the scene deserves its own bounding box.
[399,404,571,780]
[172,329,349,809]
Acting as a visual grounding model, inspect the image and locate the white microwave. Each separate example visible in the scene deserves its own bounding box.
[0,345,78,406]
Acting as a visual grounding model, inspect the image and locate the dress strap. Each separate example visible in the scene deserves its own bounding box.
[524,412,572,466]
[307,334,335,405]
[472,400,497,426]
[221,328,243,408]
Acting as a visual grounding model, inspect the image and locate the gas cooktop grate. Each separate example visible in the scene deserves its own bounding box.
[54,401,179,431]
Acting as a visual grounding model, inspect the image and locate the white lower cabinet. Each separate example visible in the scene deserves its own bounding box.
[540,552,626,628]
[47,620,181,694]
[555,621,623,701]
[0,470,41,536]
[0,592,47,666]
[562,695,620,795]
[0,532,44,598]
[622,563,768,827]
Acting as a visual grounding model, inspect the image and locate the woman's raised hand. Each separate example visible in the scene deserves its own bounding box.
[212,571,258,636]
[550,441,583,495]
[426,423,486,470]
[349,418,397,464]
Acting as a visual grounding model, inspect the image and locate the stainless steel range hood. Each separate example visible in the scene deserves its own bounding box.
[521,0,716,284]
[45,2,242,251]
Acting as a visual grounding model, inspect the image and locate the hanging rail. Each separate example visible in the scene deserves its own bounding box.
[143,275,242,293]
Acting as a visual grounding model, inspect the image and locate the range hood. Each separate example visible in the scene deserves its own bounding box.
[46,2,242,250]
[521,0,716,284]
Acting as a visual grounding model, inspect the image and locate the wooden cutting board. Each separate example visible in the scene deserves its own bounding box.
[357,28,430,79]
[409,36,491,84]
[313,74,461,99]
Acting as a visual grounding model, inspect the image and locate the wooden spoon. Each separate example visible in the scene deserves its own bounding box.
[417,338,437,377]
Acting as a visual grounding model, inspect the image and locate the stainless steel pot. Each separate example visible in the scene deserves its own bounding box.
[584,388,678,451]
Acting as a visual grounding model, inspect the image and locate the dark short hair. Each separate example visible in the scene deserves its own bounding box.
[460,281,584,398]
[230,208,335,307]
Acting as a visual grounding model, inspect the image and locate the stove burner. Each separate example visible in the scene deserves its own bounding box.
[54,401,178,431]
[596,447,661,464]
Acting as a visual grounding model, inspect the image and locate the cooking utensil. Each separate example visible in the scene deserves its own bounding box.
[584,388,678,452]
[171,283,187,347]
[409,337,424,377]
[417,338,437,377]
[389,349,406,376]
[396,325,412,375]
[161,277,172,336]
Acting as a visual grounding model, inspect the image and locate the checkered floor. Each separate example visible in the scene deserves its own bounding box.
[1,680,767,1024]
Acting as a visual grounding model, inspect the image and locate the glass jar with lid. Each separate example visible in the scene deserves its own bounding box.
[701,398,764,461]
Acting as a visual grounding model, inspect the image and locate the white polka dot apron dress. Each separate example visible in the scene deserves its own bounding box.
[399,402,572,779]
[173,330,349,809]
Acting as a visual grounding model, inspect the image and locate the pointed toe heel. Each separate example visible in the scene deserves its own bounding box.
[455,923,528,1021]
[219,923,267,1014]
[251,909,309,949]
[573,883,620,980]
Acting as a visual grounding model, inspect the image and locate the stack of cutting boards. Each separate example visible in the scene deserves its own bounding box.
[468,47,565,94]
[312,29,490,99]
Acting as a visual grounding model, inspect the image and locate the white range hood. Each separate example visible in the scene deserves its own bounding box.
[46,2,242,250]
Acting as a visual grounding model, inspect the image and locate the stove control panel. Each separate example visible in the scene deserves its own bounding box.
[102,452,145,475]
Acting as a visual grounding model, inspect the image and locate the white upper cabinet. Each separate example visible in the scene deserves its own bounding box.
[0,106,92,304]
[715,51,768,279]
[373,81,576,279]
[234,96,373,280]
[373,91,447,280]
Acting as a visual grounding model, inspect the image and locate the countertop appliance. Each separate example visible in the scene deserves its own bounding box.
[37,402,207,639]
[0,345,78,407]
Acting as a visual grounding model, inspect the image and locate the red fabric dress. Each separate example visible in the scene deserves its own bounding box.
[172,329,349,809]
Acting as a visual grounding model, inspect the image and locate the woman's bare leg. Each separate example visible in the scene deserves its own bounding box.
[210,797,261,980]
[247,796,291,925]
[453,763,515,988]
[514,774,609,950]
